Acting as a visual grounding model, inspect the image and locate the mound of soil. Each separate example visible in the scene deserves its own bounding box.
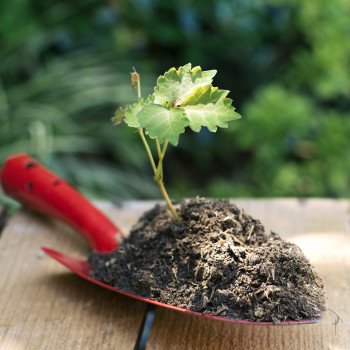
[88,199,326,323]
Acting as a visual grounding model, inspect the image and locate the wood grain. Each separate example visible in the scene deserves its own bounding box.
[0,199,349,350]
[0,202,150,350]
[146,199,350,350]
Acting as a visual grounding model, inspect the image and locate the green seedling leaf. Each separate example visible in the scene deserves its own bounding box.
[150,93,168,106]
[154,63,217,106]
[124,101,143,128]
[180,84,241,132]
[181,84,229,105]
[123,95,170,128]
[137,104,189,145]
[112,64,241,221]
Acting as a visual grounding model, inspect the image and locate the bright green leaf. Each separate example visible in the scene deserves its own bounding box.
[154,63,217,106]
[146,93,169,107]
[124,102,143,128]
[181,84,229,106]
[181,85,241,132]
[137,104,189,145]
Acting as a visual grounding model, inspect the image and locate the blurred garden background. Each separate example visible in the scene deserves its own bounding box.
[1,0,350,209]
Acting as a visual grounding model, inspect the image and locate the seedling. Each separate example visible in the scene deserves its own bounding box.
[112,63,241,221]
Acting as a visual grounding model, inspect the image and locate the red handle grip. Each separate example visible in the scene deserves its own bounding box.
[0,153,122,252]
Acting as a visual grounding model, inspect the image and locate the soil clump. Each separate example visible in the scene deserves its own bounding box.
[89,199,326,323]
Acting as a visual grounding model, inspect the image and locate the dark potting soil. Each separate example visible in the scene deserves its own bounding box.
[88,199,326,323]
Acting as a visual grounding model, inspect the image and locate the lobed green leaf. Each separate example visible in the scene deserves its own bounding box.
[123,95,160,128]
[124,101,143,128]
[154,63,217,106]
[181,84,229,106]
[180,84,241,132]
[182,97,241,132]
[137,104,189,145]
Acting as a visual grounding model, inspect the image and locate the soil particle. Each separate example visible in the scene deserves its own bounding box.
[88,199,326,323]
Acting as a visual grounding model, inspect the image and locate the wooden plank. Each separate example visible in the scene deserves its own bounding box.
[146,199,350,350]
[0,202,151,350]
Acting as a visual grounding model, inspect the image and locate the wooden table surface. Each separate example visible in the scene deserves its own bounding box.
[0,199,349,350]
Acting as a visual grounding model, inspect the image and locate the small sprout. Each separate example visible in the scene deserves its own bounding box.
[113,64,241,221]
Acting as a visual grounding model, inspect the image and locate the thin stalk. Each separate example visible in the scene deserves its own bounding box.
[154,137,163,180]
[154,138,166,181]
[155,137,162,158]
[160,139,168,159]
[135,68,141,100]
[157,179,181,221]
[137,78,141,103]
[133,68,157,173]
[154,139,180,221]
[132,69,180,222]
[138,128,157,174]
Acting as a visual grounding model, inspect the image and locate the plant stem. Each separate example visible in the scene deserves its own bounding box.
[155,137,162,158]
[160,139,168,159]
[154,139,181,221]
[156,177,181,221]
[138,128,157,173]
[133,69,180,222]
[154,144,181,221]
[137,79,141,103]
[133,68,157,173]
[154,138,167,181]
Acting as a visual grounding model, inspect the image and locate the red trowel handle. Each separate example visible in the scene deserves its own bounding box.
[0,153,122,252]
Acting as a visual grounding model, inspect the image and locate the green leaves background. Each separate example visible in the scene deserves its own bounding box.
[1,0,350,208]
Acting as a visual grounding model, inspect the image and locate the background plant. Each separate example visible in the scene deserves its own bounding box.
[1,0,349,209]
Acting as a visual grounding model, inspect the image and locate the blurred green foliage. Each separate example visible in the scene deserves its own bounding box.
[1,0,349,208]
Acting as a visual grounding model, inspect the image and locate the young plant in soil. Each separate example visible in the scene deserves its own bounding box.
[112,63,241,221]
[90,64,326,323]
